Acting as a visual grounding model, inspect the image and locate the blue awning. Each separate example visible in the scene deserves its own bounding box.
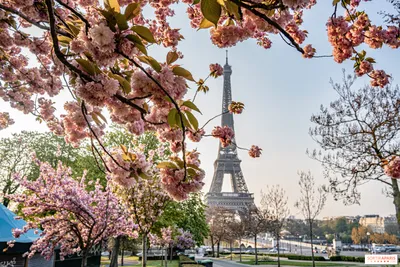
[0,204,40,243]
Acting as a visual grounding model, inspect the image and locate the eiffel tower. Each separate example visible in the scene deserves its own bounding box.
[205,52,255,211]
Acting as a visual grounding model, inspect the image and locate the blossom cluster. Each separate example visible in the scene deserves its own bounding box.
[160,152,205,201]
[0,112,14,130]
[209,63,224,78]
[248,145,262,158]
[326,13,397,87]
[149,227,194,249]
[10,160,137,260]
[228,101,244,114]
[384,157,400,179]
[211,126,235,147]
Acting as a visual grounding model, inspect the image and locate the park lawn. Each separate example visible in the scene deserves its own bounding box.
[240,260,360,266]
[100,257,179,267]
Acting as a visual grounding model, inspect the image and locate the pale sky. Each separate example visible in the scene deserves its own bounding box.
[1,1,400,218]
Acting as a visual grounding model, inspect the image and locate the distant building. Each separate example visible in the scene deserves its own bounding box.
[359,214,398,234]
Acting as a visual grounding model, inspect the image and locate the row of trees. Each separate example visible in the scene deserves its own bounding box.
[351,226,399,245]
[207,171,326,267]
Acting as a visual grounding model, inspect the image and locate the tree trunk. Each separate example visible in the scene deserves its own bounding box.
[309,221,315,267]
[211,236,215,257]
[391,179,400,230]
[165,247,168,267]
[110,236,121,267]
[254,235,258,265]
[142,235,147,267]
[81,250,88,267]
[217,241,220,258]
[121,238,124,266]
[2,197,10,208]
[170,245,173,261]
[239,237,242,262]
[230,241,232,261]
[277,235,281,267]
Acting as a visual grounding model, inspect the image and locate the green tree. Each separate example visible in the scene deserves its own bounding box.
[0,131,105,206]
[154,193,209,246]
[335,217,348,234]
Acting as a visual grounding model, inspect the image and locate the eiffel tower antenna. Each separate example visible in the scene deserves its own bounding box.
[205,53,254,212]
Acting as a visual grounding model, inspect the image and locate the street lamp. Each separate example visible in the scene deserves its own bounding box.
[367,232,370,252]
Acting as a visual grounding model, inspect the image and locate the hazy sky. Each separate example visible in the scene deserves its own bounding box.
[1,1,400,218]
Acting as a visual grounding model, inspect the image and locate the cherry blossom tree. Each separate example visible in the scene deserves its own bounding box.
[0,0,262,207]
[9,160,137,267]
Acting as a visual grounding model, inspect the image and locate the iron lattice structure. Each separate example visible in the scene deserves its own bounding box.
[205,53,255,212]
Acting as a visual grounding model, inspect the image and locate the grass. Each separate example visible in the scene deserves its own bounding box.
[100,256,179,267]
[240,260,360,266]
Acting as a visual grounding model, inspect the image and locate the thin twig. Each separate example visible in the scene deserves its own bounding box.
[0,3,69,36]
[201,111,229,129]
[55,0,90,33]
[81,101,130,172]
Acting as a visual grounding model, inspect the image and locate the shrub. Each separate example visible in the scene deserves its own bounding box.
[287,255,326,261]
[329,256,365,262]
[179,255,193,262]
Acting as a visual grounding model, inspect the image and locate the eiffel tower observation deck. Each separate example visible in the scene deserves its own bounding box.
[205,52,255,211]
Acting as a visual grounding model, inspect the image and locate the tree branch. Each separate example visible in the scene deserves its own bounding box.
[230,0,304,54]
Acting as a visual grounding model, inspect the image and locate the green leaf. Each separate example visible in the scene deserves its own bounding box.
[76,59,101,75]
[166,51,179,65]
[181,113,190,129]
[131,25,156,43]
[198,18,214,30]
[138,56,161,72]
[110,74,131,94]
[182,100,202,114]
[193,0,200,4]
[200,0,222,26]
[172,66,195,82]
[58,36,72,45]
[138,170,151,179]
[224,1,241,20]
[66,22,81,37]
[156,161,179,169]
[175,112,182,129]
[115,13,129,31]
[188,163,201,171]
[332,0,340,5]
[124,3,141,20]
[99,10,117,31]
[185,111,199,131]
[104,0,120,12]
[126,34,147,55]
[167,108,178,128]
[365,57,376,63]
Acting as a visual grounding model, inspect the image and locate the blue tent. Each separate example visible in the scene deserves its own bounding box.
[0,203,40,243]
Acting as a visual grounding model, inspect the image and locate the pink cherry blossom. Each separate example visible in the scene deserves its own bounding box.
[10,160,137,262]
[211,126,235,147]
[370,70,390,88]
[248,145,262,158]
[209,63,223,77]
[0,112,14,130]
[385,157,400,179]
